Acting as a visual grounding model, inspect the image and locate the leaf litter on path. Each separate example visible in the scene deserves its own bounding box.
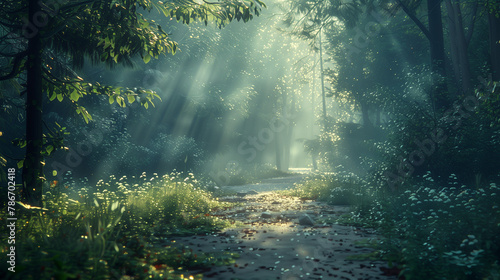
[160,177,399,280]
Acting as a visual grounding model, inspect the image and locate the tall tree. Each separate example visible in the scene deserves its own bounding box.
[444,0,476,95]
[394,0,449,110]
[23,0,44,206]
[0,0,264,206]
[281,0,361,129]
[486,1,500,81]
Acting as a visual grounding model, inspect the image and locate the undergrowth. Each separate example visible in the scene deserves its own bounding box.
[287,172,500,280]
[0,172,236,279]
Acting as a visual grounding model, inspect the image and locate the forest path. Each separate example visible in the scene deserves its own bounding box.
[167,175,398,280]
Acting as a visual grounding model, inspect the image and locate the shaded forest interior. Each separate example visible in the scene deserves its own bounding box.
[1,0,500,279]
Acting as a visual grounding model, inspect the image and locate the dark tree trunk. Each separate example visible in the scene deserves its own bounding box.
[489,12,500,81]
[360,100,372,130]
[445,0,473,95]
[427,0,449,111]
[22,0,44,206]
[396,0,449,111]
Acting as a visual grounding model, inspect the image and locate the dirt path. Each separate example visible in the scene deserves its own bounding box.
[166,176,398,280]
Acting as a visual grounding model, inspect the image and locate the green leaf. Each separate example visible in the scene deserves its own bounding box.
[57,93,63,102]
[70,90,80,102]
[109,95,115,104]
[82,113,90,124]
[17,160,24,169]
[46,145,54,155]
[104,37,111,50]
[52,170,57,177]
[127,95,136,103]
[116,96,125,107]
[49,92,57,101]
[143,53,152,64]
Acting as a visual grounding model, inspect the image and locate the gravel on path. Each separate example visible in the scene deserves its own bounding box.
[163,175,399,280]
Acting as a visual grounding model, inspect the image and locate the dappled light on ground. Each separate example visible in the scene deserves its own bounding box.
[163,177,398,279]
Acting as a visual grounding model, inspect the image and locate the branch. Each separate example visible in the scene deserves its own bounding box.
[42,72,61,87]
[59,0,98,12]
[44,50,84,81]
[202,0,223,5]
[395,0,431,40]
[42,68,82,85]
[3,3,28,14]
[0,19,23,29]
[0,50,27,81]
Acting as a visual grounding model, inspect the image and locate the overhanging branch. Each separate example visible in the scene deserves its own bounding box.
[395,0,431,40]
[0,50,27,81]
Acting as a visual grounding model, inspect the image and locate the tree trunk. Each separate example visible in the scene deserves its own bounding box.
[445,0,473,95]
[22,0,44,206]
[360,100,372,130]
[319,31,327,130]
[427,0,449,111]
[275,129,282,171]
[489,12,500,81]
[283,123,292,171]
[396,0,449,111]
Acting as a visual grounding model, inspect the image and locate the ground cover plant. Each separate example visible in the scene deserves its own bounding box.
[370,175,500,280]
[0,172,236,279]
[287,172,500,279]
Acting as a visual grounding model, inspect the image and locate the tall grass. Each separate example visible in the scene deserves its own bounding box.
[1,172,235,279]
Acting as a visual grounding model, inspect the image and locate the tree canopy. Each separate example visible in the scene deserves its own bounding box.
[0,0,265,205]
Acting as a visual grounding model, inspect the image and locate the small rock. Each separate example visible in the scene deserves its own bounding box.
[298,214,315,226]
[246,190,259,195]
[261,212,272,218]
[284,214,299,219]
[236,192,247,197]
[225,230,239,237]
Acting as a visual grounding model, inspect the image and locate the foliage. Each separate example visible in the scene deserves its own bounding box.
[382,84,500,187]
[283,172,374,207]
[319,172,500,280]
[0,172,235,279]
[303,120,385,176]
[285,169,500,279]
[368,177,500,280]
[0,0,266,207]
[44,100,207,180]
[151,133,206,173]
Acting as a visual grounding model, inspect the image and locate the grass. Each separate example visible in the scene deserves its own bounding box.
[281,172,375,208]
[0,172,238,279]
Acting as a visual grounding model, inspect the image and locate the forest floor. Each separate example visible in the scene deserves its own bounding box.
[161,175,399,280]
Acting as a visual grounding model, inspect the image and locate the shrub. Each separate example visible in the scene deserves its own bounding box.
[284,173,374,207]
